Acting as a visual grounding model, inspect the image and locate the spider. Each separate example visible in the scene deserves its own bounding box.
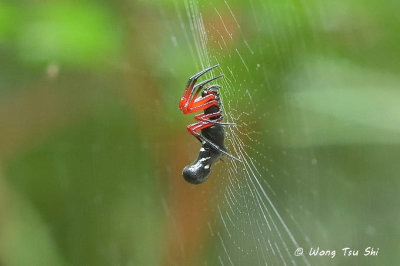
[179,64,241,184]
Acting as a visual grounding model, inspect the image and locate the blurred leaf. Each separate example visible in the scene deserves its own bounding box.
[5,105,163,265]
[0,2,19,41]
[283,58,400,146]
[0,179,65,266]
[16,2,122,67]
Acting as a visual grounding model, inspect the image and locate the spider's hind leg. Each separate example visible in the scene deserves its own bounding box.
[199,134,242,162]
[187,121,242,162]
[200,124,241,162]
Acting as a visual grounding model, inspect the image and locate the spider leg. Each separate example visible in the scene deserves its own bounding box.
[199,134,242,162]
[187,121,242,162]
[187,74,223,106]
[188,64,219,84]
[194,111,222,121]
[202,119,236,126]
[186,98,219,113]
[194,112,236,126]
[206,85,221,92]
[180,64,219,110]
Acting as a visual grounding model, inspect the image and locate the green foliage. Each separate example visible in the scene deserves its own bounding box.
[1,2,122,67]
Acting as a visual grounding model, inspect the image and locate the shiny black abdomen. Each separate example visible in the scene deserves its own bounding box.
[182,123,226,184]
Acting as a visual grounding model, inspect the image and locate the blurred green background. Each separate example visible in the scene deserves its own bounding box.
[1,0,399,265]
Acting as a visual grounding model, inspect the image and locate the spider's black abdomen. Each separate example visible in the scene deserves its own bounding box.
[201,124,225,152]
[182,159,211,184]
[183,125,225,184]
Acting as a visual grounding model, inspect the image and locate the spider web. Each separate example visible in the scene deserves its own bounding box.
[172,0,316,265]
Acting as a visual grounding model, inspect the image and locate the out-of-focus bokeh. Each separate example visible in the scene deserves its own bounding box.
[1,0,399,265]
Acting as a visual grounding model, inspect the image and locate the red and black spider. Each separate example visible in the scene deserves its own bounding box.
[179,64,241,184]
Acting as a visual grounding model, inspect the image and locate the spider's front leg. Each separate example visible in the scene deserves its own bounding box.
[179,65,221,112]
[184,95,219,114]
